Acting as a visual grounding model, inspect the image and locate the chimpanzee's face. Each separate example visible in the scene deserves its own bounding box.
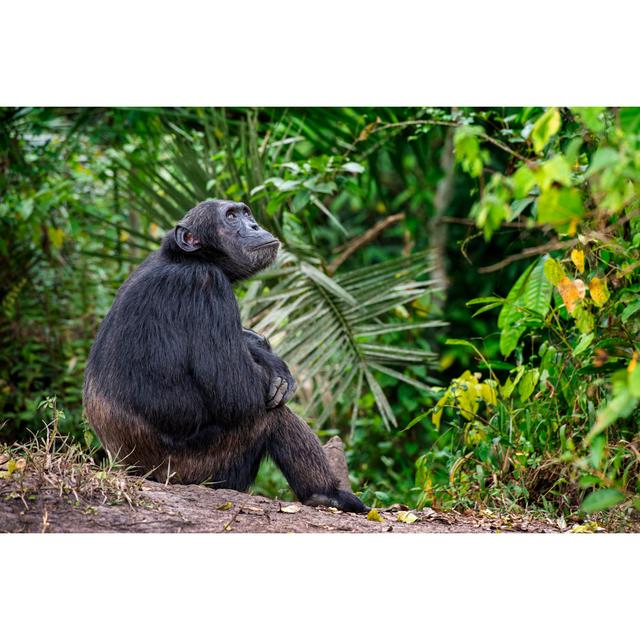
[173,200,280,281]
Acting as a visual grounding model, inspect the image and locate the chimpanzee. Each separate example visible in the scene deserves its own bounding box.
[83,199,367,513]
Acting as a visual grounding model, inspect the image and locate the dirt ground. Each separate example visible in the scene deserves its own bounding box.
[1,473,570,533]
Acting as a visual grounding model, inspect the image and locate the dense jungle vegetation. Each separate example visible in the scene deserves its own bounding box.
[2,106,639,519]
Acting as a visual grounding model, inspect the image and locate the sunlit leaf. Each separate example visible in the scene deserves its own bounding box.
[589,277,610,307]
[367,508,383,522]
[570,248,585,274]
[531,108,561,153]
[537,187,584,231]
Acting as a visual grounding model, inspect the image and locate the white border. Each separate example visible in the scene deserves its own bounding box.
[2,1,640,105]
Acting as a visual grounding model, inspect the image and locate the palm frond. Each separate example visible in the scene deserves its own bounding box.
[242,249,445,430]
[102,111,446,432]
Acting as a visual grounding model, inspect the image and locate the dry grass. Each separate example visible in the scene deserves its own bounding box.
[0,401,144,512]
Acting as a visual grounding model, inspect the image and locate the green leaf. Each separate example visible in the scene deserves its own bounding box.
[499,325,527,359]
[454,126,487,177]
[531,108,561,153]
[512,165,537,199]
[537,187,584,230]
[572,107,606,133]
[572,305,594,334]
[466,297,503,305]
[445,338,479,349]
[586,147,619,176]
[629,366,640,398]
[501,365,525,399]
[621,300,640,323]
[619,108,640,135]
[588,387,638,441]
[539,155,572,191]
[518,369,540,402]
[543,257,566,285]
[498,257,552,357]
[572,332,594,357]
[580,488,625,513]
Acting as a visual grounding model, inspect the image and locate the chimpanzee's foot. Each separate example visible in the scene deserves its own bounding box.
[303,489,369,513]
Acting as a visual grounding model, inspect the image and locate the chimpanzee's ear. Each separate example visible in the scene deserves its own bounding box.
[175,225,201,253]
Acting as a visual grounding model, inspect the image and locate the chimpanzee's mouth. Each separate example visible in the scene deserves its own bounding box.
[249,240,280,251]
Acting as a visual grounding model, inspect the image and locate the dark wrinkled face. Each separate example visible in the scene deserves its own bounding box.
[172,200,280,281]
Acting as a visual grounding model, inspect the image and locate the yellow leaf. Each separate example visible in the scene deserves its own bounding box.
[557,277,581,313]
[570,521,603,533]
[216,501,233,511]
[567,217,579,237]
[479,381,497,406]
[367,508,383,522]
[571,248,585,273]
[397,511,418,524]
[628,352,638,374]
[119,230,130,242]
[149,223,161,238]
[589,277,610,307]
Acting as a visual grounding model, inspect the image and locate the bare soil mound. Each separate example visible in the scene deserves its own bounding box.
[1,473,565,533]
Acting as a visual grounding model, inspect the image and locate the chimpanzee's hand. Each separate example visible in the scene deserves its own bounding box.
[244,328,296,408]
[266,367,296,409]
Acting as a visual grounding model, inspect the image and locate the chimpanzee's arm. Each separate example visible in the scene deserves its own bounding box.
[168,268,272,425]
[242,328,296,409]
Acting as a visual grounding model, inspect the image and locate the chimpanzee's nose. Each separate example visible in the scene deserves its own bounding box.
[250,224,259,231]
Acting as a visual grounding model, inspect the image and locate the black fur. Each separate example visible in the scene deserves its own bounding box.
[83,199,367,513]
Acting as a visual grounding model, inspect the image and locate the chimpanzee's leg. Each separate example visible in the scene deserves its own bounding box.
[264,406,368,513]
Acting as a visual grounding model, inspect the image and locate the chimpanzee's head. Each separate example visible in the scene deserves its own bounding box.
[169,200,280,281]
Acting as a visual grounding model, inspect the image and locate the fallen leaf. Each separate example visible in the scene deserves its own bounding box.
[367,508,383,522]
[280,504,301,514]
[396,511,418,524]
[570,521,604,533]
[216,501,233,511]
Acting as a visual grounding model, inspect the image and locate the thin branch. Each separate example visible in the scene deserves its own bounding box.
[478,211,640,273]
[478,239,579,273]
[327,213,406,275]
[441,216,528,229]
[366,119,531,163]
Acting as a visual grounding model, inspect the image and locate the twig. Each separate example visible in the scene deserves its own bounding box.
[478,212,639,273]
[441,216,528,229]
[478,239,579,273]
[327,213,406,275]
[367,119,531,163]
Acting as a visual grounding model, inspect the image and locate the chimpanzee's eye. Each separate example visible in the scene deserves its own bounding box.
[226,211,236,220]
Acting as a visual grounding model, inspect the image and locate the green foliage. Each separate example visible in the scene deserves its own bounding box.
[2,106,639,523]
[415,106,640,517]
